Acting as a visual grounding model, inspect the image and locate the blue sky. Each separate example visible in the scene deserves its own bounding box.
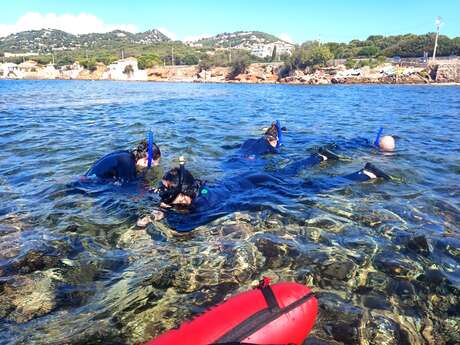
[1,0,459,42]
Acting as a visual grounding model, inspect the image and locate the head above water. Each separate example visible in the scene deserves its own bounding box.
[159,166,201,207]
[379,135,396,152]
[265,122,279,148]
[132,139,161,168]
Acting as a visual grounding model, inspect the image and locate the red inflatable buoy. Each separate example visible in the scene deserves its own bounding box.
[145,279,317,345]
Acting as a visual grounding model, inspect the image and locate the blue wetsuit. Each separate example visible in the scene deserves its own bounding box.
[162,153,378,232]
[240,137,277,157]
[222,137,278,173]
[85,150,137,182]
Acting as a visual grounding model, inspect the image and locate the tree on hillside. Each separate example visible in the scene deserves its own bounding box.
[357,45,380,57]
[304,46,334,69]
[138,54,162,69]
[197,57,212,72]
[271,45,277,62]
[182,54,199,65]
[80,58,97,71]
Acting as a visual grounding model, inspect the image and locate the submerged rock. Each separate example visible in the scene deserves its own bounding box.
[0,271,58,323]
[406,235,430,255]
[365,314,402,345]
[374,250,423,279]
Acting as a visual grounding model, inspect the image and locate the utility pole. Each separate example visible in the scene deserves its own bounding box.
[432,16,442,62]
[121,49,125,60]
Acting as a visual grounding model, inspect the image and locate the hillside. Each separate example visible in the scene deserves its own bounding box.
[0,29,170,53]
[190,31,290,48]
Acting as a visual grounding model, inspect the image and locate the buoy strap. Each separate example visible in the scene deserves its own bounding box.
[214,291,315,344]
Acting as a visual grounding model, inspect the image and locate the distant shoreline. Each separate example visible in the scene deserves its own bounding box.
[2,60,459,84]
[1,78,459,86]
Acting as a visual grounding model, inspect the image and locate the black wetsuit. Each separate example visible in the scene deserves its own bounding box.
[162,153,376,232]
[85,150,137,182]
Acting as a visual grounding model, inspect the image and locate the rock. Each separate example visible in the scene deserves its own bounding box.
[365,314,402,345]
[373,250,423,279]
[0,272,57,323]
[406,235,430,255]
[12,249,62,274]
[362,294,391,310]
[322,259,357,281]
[254,73,266,81]
[254,237,299,269]
[319,293,363,344]
[434,62,460,83]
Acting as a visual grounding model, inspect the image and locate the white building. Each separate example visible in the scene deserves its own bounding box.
[60,62,84,79]
[4,52,39,58]
[274,41,294,57]
[103,57,147,81]
[251,44,274,58]
[250,42,294,59]
[0,63,22,79]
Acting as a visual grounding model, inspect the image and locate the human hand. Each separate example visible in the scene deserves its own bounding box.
[137,216,152,227]
[152,210,164,221]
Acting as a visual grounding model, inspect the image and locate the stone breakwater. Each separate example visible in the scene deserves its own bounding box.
[1,60,460,84]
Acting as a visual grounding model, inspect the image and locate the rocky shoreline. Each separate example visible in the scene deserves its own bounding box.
[1,58,460,84]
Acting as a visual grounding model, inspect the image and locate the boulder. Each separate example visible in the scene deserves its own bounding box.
[0,272,57,323]
[435,62,460,83]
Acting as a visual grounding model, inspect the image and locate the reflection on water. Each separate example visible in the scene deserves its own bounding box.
[0,80,459,344]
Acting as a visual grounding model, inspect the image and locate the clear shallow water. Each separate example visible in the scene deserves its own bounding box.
[0,80,459,344]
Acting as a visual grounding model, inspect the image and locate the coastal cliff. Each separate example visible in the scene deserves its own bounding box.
[1,59,459,84]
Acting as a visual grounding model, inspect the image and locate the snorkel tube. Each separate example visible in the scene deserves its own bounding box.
[275,120,282,149]
[178,155,185,191]
[147,130,153,169]
[374,127,383,148]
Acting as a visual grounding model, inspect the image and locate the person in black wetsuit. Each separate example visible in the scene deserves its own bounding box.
[240,121,283,158]
[223,121,285,172]
[137,149,392,232]
[84,139,161,183]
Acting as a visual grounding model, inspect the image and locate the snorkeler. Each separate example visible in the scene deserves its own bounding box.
[240,121,284,157]
[138,149,392,232]
[336,127,397,153]
[84,131,161,183]
[373,127,396,152]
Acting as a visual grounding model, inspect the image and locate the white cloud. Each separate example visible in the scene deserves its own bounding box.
[277,33,295,44]
[157,27,177,40]
[183,33,213,42]
[0,12,138,37]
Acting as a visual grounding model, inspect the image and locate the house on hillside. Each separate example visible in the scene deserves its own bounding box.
[103,57,147,81]
[251,44,274,58]
[250,42,294,59]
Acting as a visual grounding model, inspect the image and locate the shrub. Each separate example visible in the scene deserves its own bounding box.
[182,54,199,65]
[227,56,249,80]
[345,58,356,69]
[80,58,97,71]
[138,54,162,69]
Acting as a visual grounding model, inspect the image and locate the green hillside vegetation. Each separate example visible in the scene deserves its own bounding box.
[1,30,459,70]
[325,33,460,58]
[194,31,281,48]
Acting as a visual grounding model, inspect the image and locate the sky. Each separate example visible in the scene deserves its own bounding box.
[0,0,459,43]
